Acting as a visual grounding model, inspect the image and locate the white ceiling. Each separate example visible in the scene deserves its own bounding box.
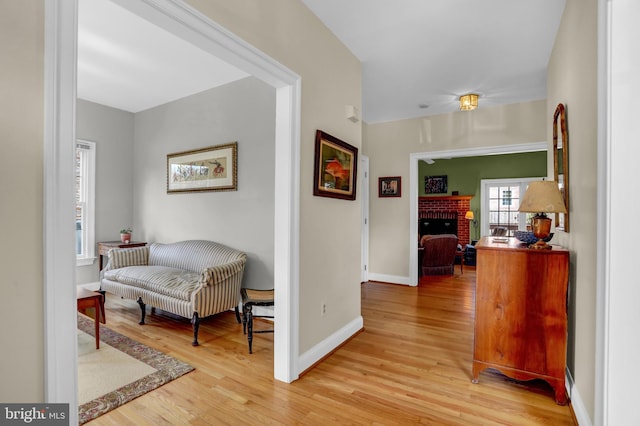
[301,0,566,123]
[77,0,248,113]
[78,0,565,123]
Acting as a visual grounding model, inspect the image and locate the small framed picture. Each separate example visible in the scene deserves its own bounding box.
[379,176,401,198]
[425,175,448,194]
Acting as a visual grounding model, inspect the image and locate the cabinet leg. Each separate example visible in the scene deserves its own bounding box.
[471,363,480,384]
[554,385,568,405]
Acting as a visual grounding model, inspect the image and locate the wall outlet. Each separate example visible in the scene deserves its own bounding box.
[321,302,327,316]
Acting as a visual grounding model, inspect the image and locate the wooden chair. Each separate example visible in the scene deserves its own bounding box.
[241,288,274,354]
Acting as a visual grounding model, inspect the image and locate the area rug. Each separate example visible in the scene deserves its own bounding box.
[77,314,194,424]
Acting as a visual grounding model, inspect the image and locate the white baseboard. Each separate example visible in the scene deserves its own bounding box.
[249,305,274,320]
[78,281,101,291]
[566,368,591,426]
[298,315,363,373]
[367,273,413,286]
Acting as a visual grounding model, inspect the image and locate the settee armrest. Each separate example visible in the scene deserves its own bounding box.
[194,256,247,317]
[104,246,149,271]
[199,257,247,287]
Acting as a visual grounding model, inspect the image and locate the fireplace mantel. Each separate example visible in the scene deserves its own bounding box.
[419,195,473,201]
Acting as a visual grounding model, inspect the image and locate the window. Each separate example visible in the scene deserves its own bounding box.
[76,140,96,266]
[481,178,542,237]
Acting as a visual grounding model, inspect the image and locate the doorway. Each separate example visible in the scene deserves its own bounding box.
[44,0,301,417]
[408,142,547,286]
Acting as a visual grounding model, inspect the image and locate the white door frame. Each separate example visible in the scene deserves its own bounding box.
[360,155,370,282]
[44,0,301,420]
[408,142,547,286]
[596,0,640,424]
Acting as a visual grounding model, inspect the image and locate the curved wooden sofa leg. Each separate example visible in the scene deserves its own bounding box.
[191,313,200,346]
[137,297,146,325]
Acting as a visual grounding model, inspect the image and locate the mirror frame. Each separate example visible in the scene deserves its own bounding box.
[553,103,569,232]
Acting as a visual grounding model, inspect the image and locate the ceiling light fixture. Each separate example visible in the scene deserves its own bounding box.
[459,94,479,111]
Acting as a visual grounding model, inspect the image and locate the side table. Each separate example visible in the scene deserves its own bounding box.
[241,288,274,354]
[77,287,105,349]
[97,240,147,270]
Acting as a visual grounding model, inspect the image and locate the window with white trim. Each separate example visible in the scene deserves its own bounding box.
[480,177,542,237]
[76,140,96,266]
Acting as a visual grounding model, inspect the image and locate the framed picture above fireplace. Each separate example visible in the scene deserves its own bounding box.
[425,175,448,194]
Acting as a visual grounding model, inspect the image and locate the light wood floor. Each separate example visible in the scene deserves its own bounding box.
[86,267,576,425]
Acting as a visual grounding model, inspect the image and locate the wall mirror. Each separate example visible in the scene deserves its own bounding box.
[553,103,569,232]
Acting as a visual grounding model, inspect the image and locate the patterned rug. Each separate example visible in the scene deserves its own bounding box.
[77,314,194,424]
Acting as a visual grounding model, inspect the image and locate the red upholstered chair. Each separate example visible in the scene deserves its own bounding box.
[420,234,459,276]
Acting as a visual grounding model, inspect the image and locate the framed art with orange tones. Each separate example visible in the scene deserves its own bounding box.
[313,130,358,200]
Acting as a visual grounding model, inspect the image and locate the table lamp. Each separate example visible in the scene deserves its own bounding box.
[518,180,567,250]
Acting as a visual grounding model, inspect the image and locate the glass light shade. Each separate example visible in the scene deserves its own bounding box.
[465,211,474,220]
[459,94,479,111]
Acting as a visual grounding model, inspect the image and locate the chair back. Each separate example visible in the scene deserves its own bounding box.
[491,227,508,237]
[420,234,458,275]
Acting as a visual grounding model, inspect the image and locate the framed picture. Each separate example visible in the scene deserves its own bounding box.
[313,130,358,200]
[425,175,448,194]
[167,142,238,193]
[379,176,401,198]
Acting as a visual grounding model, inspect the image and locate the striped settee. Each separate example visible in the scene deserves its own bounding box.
[101,240,247,346]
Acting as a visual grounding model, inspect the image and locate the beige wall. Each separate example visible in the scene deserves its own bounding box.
[133,78,276,291]
[363,100,547,278]
[185,0,363,353]
[0,0,44,402]
[547,0,598,419]
[1,0,361,401]
[77,78,276,292]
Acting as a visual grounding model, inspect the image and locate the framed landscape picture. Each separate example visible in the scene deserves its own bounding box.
[167,142,238,193]
[425,175,448,194]
[379,176,401,198]
[313,130,358,200]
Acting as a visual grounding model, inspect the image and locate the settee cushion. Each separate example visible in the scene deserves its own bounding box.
[109,246,149,269]
[104,265,201,302]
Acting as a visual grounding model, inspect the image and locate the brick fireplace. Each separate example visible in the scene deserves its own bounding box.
[418,195,473,245]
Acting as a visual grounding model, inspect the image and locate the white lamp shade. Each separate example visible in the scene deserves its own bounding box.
[518,181,567,214]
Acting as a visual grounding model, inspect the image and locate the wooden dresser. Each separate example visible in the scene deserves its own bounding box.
[472,236,569,404]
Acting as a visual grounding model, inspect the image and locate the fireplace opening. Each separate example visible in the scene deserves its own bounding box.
[419,211,458,238]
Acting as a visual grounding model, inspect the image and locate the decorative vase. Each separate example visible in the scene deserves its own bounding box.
[120,233,131,244]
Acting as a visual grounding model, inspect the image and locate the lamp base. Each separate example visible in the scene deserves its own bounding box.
[529,239,552,250]
[529,214,552,250]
